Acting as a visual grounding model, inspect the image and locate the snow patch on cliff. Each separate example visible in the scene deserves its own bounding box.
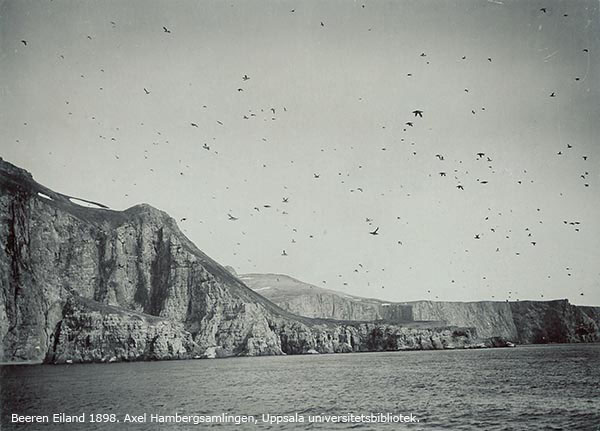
[37,192,53,200]
[69,197,108,209]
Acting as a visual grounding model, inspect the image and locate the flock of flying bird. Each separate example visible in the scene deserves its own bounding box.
[13,3,596,302]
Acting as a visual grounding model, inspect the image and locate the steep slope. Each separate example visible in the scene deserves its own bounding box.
[240,273,413,322]
[242,272,600,343]
[0,159,490,364]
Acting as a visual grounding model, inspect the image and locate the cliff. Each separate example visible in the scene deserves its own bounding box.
[239,273,413,322]
[0,159,491,364]
[242,273,600,344]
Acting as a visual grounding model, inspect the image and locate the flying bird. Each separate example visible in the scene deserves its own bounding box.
[457,185,464,190]
[144,88,150,94]
[550,92,556,97]
[369,227,380,236]
[242,74,250,81]
[412,110,423,117]
[228,213,238,221]
[163,26,171,33]
[191,123,198,127]
[21,40,27,46]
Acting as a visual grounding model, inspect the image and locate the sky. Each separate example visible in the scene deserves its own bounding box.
[1,0,599,305]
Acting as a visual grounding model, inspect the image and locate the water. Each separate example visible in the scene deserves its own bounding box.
[1,344,599,430]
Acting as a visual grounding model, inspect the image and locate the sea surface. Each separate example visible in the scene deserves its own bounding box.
[1,344,599,430]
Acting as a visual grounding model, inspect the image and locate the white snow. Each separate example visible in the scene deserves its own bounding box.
[69,197,107,209]
[37,192,52,200]
[255,286,272,291]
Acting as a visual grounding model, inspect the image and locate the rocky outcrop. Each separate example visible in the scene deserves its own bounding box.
[0,159,487,364]
[46,296,200,364]
[509,300,600,344]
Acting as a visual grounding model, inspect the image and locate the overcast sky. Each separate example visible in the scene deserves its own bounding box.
[1,0,599,305]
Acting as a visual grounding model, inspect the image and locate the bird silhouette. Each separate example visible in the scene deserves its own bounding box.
[474,234,480,239]
[406,122,414,127]
[540,7,547,13]
[228,213,238,221]
[143,88,150,94]
[21,40,27,46]
[412,110,423,117]
[369,227,380,235]
[282,197,289,203]
[477,152,485,158]
[457,185,464,190]
[163,26,171,33]
[314,173,320,178]
[550,92,556,97]
[191,123,198,127]
[439,172,446,176]
[281,250,288,256]
[242,74,250,81]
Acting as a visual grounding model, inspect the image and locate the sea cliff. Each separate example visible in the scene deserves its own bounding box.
[0,159,491,364]
[242,274,600,344]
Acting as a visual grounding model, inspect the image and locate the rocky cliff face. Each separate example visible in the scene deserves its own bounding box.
[243,273,600,344]
[0,159,488,364]
[240,273,413,322]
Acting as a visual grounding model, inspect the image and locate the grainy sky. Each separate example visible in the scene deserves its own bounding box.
[1,0,599,305]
